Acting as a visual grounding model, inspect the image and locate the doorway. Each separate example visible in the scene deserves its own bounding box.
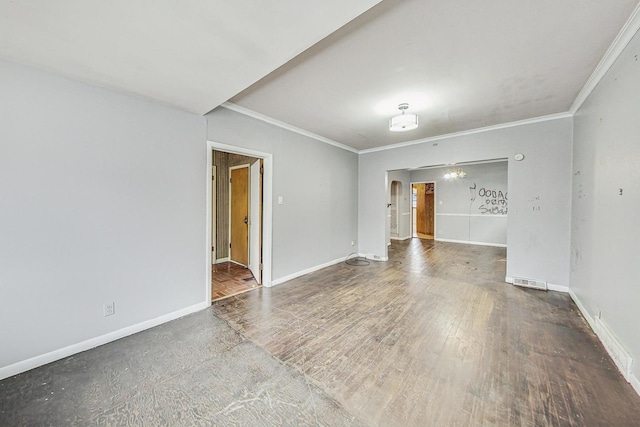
[209,147,268,302]
[412,182,435,239]
[390,180,402,239]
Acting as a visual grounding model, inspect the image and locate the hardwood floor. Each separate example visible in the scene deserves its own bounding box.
[212,262,259,302]
[213,239,640,426]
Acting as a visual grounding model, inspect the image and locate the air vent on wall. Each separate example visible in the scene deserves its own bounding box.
[512,277,548,291]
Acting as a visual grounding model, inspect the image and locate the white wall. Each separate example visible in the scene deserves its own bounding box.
[0,59,208,375]
[571,28,640,381]
[387,170,411,241]
[410,162,508,246]
[359,118,572,286]
[206,107,359,281]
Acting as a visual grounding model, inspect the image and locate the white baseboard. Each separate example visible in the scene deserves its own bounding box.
[593,316,633,380]
[215,257,230,263]
[568,289,597,335]
[547,283,570,293]
[359,253,389,262]
[569,289,638,397]
[435,238,506,248]
[271,256,345,286]
[390,236,411,241]
[631,371,640,397]
[0,301,209,381]
[504,277,569,293]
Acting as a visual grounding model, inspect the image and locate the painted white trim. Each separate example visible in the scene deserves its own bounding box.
[593,316,634,380]
[570,3,640,113]
[505,277,569,293]
[436,213,507,218]
[390,236,411,241]
[206,148,213,303]
[221,102,358,154]
[360,112,572,154]
[358,253,389,262]
[215,257,230,263]
[546,283,570,293]
[631,372,640,397]
[409,158,508,170]
[402,212,411,215]
[271,256,345,286]
[569,289,638,397]
[0,301,209,381]
[211,165,217,265]
[568,288,597,332]
[208,141,273,287]
[435,237,506,248]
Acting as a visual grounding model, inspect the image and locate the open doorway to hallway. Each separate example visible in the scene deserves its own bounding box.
[387,159,508,259]
[412,182,435,240]
[211,149,262,301]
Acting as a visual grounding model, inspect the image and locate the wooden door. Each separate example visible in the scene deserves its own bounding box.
[415,183,427,235]
[230,166,249,266]
[425,183,435,235]
[415,183,435,237]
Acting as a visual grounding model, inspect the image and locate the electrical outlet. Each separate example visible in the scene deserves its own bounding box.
[104,302,115,317]
[351,240,355,246]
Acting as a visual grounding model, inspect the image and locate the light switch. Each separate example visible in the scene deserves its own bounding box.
[278,196,283,205]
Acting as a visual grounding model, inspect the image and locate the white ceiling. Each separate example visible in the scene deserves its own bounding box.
[0,0,381,114]
[1,1,638,151]
[230,0,640,150]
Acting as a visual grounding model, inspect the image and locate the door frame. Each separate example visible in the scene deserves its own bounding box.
[389,180,402,239]
[411,181,437,238]
[211,165,216,264]
[248,160,262,284]
[229,164,250,266]
[206,141,273,304]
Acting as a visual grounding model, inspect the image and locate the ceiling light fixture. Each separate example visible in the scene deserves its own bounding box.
[444,168,467,179]
[389,103,418,132]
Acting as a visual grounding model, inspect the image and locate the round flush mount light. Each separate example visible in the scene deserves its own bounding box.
[389,103,418,132]
[514,153,525,161]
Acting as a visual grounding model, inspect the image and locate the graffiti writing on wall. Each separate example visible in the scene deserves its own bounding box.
[471,183,508,215]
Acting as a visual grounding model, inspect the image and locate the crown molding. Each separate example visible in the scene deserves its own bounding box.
[570,3,640,113]
[359,112,573,154]
[220,102,359,154]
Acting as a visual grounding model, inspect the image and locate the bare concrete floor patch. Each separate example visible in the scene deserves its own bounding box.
[0,310,364,426]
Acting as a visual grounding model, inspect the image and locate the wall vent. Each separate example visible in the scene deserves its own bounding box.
[512,277,548,291]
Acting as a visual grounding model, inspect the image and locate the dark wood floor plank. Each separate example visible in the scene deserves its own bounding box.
[212,239,640,426]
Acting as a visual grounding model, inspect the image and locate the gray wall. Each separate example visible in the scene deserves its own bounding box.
[0,59,207,371]
[206,107,359,280]
[571,28,640,379]
[359,118,572,285]
[410,162,508,246]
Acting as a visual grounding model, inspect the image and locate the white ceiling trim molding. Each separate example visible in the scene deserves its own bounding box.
[221,102,359,154]
[359,112,573,154]
[570,3,640,114]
